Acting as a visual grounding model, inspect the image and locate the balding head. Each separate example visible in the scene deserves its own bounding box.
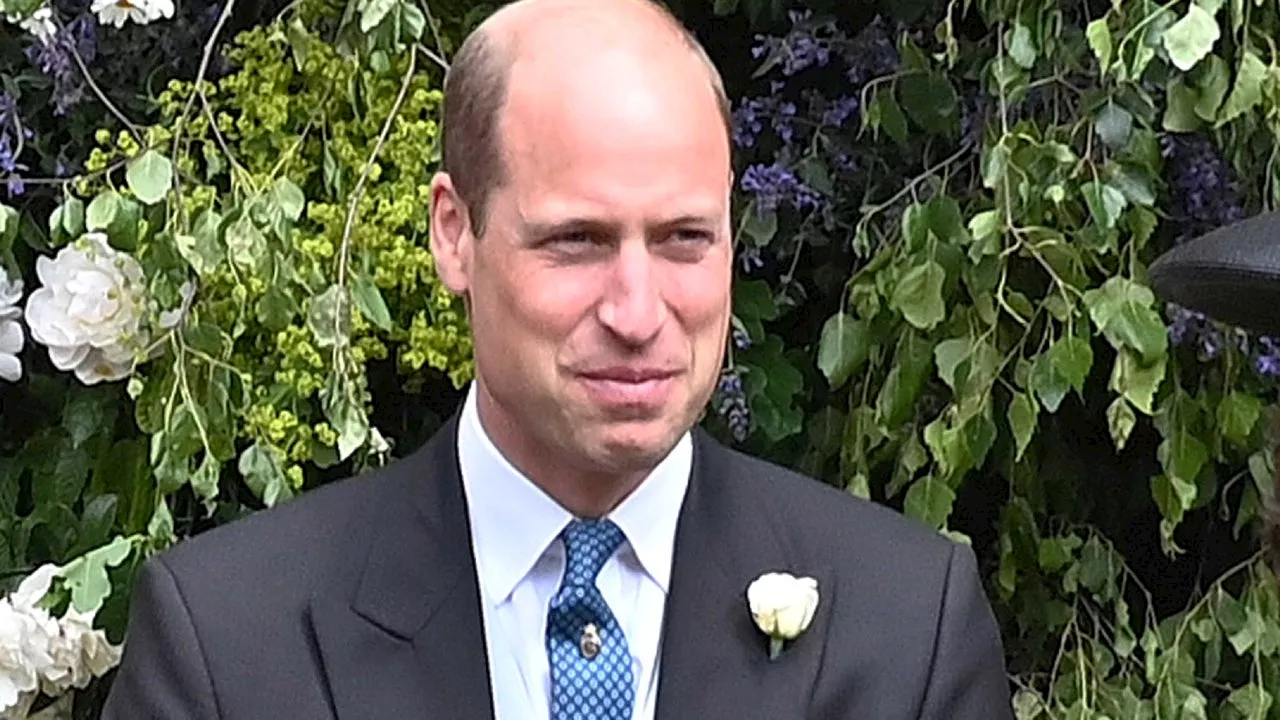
[440,0,731,237]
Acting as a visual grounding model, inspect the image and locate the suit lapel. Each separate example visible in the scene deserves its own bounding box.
[308,416,495,720]
[655,431,832,720]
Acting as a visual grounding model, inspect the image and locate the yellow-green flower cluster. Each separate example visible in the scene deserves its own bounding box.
[84,0,473,498]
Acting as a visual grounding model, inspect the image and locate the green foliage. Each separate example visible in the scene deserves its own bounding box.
[714,0,1280,713]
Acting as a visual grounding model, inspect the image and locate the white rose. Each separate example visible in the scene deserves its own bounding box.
[41,608,121,695]
[0,598,59,714]
[746,572,819,653]
[24,233,149,385]
[0,270,22,383]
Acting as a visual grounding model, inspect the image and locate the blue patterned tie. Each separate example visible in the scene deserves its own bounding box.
[546,519,635,720]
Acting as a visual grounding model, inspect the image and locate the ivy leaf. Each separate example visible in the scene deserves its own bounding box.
[1110,167,1156,207]
[60,536,133,615]
[1226,684,1273,717]
[890,260,946,330]
[1110,349,1166,415]
[1086,18,1113,76]
[125,150,173,205]
[238,442,292,507]
[901,202,929,252]
[307,284,351,348]
[1164,80,1204,132]
[1049,335,1094,394]
[191,455,220,505]
[57,196,85,239]
[1007,391,1037,462]
[359,0,397,31]
[1009,23,1038,68]
[713,0,739,14]
[1037,534,1081,572]
[742,207,777,247]
[1217,50,1267,125]
[864,86,909,145]
[1081,181,1128,229]
[816,313,870,390]
[903,475,956,529]
[1162,4,1221,71]
[175,233,222,278]
[1095,101,1133,149]
[897,72,958,136]
[352,273,393,331]
[1107,396,1137,450]
[1031,351,1070,413]
[1083,278,1167,363]
[270,177,306,222]
[1217,391,1261,446]
[85,190,119,232]
[225,216,267,274]
[1193,55,1230,121]
[934,338,969,392]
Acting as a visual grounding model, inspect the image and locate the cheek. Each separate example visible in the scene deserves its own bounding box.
[664,261,732,333]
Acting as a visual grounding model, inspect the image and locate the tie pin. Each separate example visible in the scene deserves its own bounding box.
[579,623,602,660]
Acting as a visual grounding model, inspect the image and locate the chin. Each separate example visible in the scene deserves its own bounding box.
[582,420,686,472]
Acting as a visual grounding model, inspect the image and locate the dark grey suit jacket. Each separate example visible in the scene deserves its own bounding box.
[100,416,1015,719]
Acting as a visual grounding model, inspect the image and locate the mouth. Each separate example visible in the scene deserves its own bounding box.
[574,367,682,406]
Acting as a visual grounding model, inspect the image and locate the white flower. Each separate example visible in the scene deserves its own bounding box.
[41,608,121,695]
[746,572,819,659]
[6,5,56,44]
[90,0,173,28]
[0,598,59,714]
[0,271,22,383]
[25,233,149,385]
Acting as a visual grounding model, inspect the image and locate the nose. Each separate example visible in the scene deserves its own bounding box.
[596,239,667,347]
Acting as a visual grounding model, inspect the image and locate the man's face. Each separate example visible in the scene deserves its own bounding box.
[433,43,733,480]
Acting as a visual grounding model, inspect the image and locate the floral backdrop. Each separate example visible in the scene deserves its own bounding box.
[0,0,1278,716]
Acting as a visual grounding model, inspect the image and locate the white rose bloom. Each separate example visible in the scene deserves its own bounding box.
[0,270,22,383]
[25,233,148,385]
[90,0,173,28]
[746,572,819,641]
[0,598,59,715]
[41,608,121,696]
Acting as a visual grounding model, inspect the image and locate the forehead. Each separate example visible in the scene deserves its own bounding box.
[494,38,731,221]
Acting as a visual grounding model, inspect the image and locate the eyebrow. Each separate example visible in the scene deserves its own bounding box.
[520,213,721,238]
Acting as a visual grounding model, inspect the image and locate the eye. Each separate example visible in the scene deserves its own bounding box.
[670,229,714,245]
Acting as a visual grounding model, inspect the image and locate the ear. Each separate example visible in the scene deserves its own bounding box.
[428,171,474,296]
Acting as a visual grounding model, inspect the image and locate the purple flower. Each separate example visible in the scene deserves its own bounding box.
[715,369,751,442]
[741,162,824,215]
[25,15,99,116]
[772,102,798,144]
[1256,337,1280,379]
[1161,133,1246,238]
[822,95,859,128]
[732,97,771,149]
[732,327,752,350]
[739,247,765,273]
[843,16,900,88]
[750,10,835,77]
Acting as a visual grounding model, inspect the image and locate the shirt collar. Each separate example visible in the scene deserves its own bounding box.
[457,382,692,604]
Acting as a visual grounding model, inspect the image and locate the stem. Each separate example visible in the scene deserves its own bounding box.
[67,39,142,142]
[334,46,418,372]
[172,0,241,215]
[768,637,784,660]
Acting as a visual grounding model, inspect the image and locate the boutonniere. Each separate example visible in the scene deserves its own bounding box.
[746,572,819,660]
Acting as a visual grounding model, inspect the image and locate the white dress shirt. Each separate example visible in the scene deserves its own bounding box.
[457,383,692,720]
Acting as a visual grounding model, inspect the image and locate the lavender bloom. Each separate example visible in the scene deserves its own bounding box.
[833,153,858,173]
[715,370,751,442]
[741,162,823,215]
[1257,337,1280,379]
[822,95,859,128]
[732,327,752,350]
[751,10,835,77]
[843,16,900,88]
[1161,133,1247,238]
[26,15,98,115]
[0,135,28,197]
[772,101,798,144]
[732,97,771,149]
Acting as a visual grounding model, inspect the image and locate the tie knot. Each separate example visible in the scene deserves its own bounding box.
[560,519,625,587]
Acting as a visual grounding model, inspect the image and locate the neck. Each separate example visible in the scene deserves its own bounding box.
[473,383,648,518]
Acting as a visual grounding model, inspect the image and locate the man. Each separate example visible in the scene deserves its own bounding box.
[101,0,1015,716]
